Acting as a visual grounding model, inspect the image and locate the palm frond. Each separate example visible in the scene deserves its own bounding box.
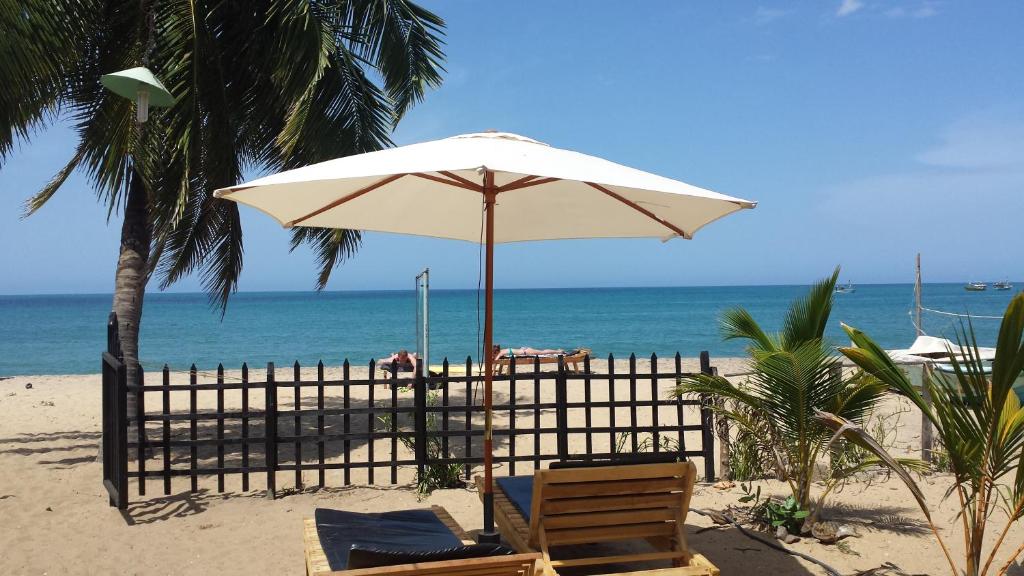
[780,267,839,349]
[289,227,362,290]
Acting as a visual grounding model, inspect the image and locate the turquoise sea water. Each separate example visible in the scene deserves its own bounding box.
[0,283,1019,376]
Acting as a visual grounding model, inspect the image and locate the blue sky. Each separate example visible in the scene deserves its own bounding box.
[1,0,1022,295]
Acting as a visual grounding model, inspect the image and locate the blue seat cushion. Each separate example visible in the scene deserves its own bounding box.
[315,508,463,570]
[496,476,535,522]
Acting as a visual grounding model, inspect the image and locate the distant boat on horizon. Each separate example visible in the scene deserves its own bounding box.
[965,281,988,292]
[835,281,856,294]
[994,281,1013,291]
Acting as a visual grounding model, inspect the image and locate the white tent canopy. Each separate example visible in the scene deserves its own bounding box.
[888,335,997,363]
[216,132,755,243]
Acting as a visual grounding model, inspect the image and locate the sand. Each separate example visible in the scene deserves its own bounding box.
[1,360,1022,576]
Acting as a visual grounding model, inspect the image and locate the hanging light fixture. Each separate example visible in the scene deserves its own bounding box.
[100,66,174,123]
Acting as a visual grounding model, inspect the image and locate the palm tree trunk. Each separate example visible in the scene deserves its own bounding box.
[113,170,151,426]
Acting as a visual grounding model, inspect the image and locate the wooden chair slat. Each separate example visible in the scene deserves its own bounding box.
[543,521,677,545]
[541,507,677,529]
[540,477,685,499]
[540,493,680,515]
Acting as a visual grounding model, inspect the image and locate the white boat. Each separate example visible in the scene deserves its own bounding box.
[834,281,856,294]
[965,282,987,292]
[887,336,1023,400]
[994,281,1013,291]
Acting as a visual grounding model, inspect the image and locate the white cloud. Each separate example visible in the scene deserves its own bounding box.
[753,6,790,26]
[885,2,940,19]
[811,112,1024,282]
[837,0,865,17]
[913,4,938,18]
[917,112,1024,169]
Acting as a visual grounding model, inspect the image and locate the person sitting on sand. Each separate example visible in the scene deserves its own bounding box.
[382,349,418,372]
[492,344,565,358]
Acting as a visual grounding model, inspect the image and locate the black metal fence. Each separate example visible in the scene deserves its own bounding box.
[102,315,717,509]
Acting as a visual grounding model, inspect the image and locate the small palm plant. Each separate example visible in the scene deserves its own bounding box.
[674,269,897,522]
[818,293,1024,576]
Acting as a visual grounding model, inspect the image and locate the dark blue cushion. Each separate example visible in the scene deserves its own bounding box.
[496,476,535,522]
[315,508,462,570]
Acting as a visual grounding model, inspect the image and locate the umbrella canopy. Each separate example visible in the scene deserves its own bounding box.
[215,132,755,241]
[214,131,756,539]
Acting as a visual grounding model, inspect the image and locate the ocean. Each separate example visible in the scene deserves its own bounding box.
[0,283,1018,376]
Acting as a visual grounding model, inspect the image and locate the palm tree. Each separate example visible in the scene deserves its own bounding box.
[1,1,445,405]
[674,268,891,519]
[818,294,1024,576]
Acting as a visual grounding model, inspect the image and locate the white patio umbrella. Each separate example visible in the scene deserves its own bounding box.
[214,131,756,538]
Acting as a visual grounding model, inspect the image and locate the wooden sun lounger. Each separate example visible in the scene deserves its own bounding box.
[305,505,544,576]
[477,462,719,576]
[494,349,590,376]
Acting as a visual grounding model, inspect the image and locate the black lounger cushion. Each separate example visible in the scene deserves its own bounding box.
[314,508,462,570]
[347,543,516,569]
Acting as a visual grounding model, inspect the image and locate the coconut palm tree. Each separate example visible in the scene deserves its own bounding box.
[674,268,892,519]
[1,1,445,404]
[818,293,1024,576]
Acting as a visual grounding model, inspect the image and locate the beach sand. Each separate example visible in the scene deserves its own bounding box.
[1,360,1022,575]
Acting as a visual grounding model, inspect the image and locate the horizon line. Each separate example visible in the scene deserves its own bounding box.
[0,280,1015,299]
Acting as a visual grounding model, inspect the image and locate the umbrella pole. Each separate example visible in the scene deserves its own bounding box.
[480,171,499,543]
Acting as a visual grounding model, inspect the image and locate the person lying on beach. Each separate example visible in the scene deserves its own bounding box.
[382,349,418,372]
[492,344,565,358]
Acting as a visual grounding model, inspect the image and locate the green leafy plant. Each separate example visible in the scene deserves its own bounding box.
[762,496,811,533]
[380,392,465,497]
[674,268,899,522]
[719,386,783,481]
[817,293,1024,576]
[737,483,809,534]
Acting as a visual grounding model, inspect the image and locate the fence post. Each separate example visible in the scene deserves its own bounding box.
[699,351,716,482]
[555,357,569,462]
[265,362,278,499]
[711,366,732,480]
[921,364,934,463]
[107,311,122,359]
[414,361,428,478]
[136,364,146,496]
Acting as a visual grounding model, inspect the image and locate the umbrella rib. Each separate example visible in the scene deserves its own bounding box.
[285,173,407,227]
[497,176,559,193]
[584,182,692,239]
[438,170,484,191]
[411,172,483,192]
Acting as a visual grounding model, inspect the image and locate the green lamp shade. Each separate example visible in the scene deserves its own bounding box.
[100,67,174,107]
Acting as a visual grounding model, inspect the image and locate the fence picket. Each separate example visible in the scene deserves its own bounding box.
[214,364,224,492]
[367,360,375,484]
[650,353,659,452]
[342,360,351,485]
[317,361,325,488]
[629,354,638,453]
[136,364,146,496]
[189,364,198,493]
[162,365,171,495]
[265,362,277,499]
[241,363,249,492]
[293,361,302,490]
[608,354,616,455]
